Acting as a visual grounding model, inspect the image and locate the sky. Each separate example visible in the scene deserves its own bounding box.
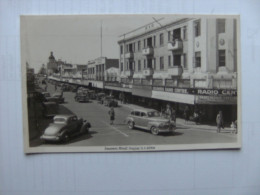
[20,14,187,72]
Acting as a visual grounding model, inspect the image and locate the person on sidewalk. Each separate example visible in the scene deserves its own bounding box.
[216,111,224,133]
[108,107,115,125]
[165,104,176,123]
[184,106,190,123]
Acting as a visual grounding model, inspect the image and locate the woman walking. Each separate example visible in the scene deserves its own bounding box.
[216,111,224,133]
[108,107,115,125]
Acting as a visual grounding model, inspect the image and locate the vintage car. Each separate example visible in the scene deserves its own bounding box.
[45,92,64,104]
[125,108,176,135]
[40,114,91,142]
[42,102,59,118]
[96,93,106,103]
[41,92,51,99]
[77,87,88,94]
[103,96,118,107]
[88,90,96,100]
[74,92,90,102]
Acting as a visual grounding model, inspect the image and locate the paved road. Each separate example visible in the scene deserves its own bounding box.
[31,81,237,147]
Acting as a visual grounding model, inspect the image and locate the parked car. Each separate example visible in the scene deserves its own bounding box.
[61,84,71,92]
[74,92,90,102]
[103,96,118,107]
[71,85,78,92]
[125,108,176,135]
[45,91,64,104]
[96,93,106,103]
[88,90,96,100]
[40,114,91,142]
[42,102,59,118]
[41,92,51,99]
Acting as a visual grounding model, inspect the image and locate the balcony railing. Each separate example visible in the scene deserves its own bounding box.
[125,51,134,59]
[167,39,183,51]
[168,66,183,76]
[143,68,154,76]
[142,47,154,56]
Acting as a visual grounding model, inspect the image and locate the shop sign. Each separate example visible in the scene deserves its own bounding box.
[153,86,164,91]
[195,95,237,105]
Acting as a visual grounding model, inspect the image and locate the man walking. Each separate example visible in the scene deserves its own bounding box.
[108,107,115,125]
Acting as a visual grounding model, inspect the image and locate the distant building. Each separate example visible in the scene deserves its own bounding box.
[85,57,119,88]
[47,51,58,75]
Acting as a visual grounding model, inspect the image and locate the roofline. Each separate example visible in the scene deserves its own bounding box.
[118,18,193,44]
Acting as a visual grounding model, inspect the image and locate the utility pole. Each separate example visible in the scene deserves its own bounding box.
[100,20,102,58]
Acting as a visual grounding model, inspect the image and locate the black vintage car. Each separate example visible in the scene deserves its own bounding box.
[44,91,64,104]
[40,114,91,142]
[74,92,90,102]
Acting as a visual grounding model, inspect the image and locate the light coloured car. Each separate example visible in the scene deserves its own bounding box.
[125,108,176,135]
[40,114,91,142]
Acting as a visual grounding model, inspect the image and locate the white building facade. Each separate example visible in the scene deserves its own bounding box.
[116,17,238,122]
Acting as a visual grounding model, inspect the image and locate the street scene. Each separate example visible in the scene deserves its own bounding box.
[28,77,237,148]
[21,15,240,152]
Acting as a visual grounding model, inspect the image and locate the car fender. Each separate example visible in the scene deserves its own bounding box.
[126,116,134,124]
[147,121,160,129]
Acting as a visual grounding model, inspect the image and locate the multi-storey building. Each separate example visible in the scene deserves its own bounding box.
[84,57,119,88]
[117,17,238,122]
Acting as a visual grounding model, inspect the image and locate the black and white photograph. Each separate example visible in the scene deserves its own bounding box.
[21,14,241,153]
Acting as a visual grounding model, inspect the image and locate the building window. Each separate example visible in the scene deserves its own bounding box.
[168,55,171,67]
[174,55,181,66]
[153,58,156,70]
[183,54,187,69]
[194,20,201,37]
[153,36,156,47]
[195,52,201,67]
[120,45,123,54]
[168,31,171,41]
[160,57,164,70]
[144,59,146,69]
[126,61,129,70]
[183,27,187,40]
[217,19,225,33]
[218,50,225,67]
[138,41,141,51]
[121,62,123,71]
[138,60,141,71]
[160,33,164,46]
[143,39,146,48]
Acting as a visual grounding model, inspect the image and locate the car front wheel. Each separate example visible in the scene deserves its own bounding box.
[62,133,70,143]
[151,126,159,135]
[128,121,134,129]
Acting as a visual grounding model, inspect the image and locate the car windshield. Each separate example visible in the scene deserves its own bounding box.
[147,111,161,117]
[53,93,61,97]
[54,117,66,124]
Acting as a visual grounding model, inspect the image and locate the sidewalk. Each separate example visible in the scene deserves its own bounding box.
[118,102,236,134]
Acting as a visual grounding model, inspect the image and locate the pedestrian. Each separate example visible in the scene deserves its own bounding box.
[184,106,190,123]
[216,111,224,133]
[108,107,115,125]
[193,107,200,124]
[165,104,172,118]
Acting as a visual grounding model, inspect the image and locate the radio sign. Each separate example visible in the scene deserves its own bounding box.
[197,89,237,96]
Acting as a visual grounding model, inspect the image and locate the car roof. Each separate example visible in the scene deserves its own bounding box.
[43,102,57,105]
[54,114,76,120]
[131,108,157,113]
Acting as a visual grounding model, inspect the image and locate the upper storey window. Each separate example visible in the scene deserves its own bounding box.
[194,20,201,37]
[217,19,226,33]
